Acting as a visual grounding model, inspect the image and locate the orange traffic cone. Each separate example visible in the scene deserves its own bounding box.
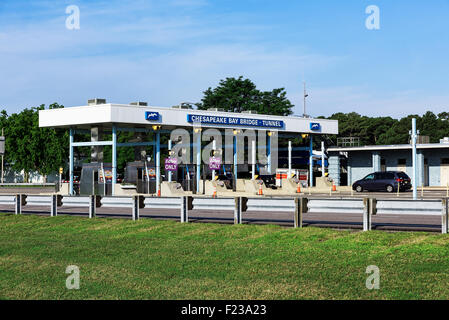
[332,183,337,192]
[212,185,217,198]
[157,188,161,197]
[296,183,301,193]
[258,183,263,195]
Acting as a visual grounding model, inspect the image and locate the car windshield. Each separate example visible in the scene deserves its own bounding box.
[364,174,375,180]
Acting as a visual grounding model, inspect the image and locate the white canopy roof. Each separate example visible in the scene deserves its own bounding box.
[39,103,339,135]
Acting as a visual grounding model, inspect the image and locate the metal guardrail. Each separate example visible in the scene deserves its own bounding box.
[0,195,16,206]
[62,195,142,220]
[376,199,442,216]
[62,196,91,207]
[192,197,235,211]
[101,196,135,208]
[25,195,53,206]
[246,198,295,212]
[144,197,182,210]
[2,194,449,234]
[308,198,364,214]
[2,194,61,216]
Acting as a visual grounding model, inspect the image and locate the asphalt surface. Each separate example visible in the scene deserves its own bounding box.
[2,203,443,233]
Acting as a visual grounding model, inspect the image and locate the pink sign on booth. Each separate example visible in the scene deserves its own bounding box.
[209,157,221,170]
[165,157,178,171]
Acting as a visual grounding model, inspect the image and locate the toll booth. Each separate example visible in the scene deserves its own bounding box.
[79,163,113,195]
[177,164,195,192]
[124,161,156,194]
[39,102,339,195]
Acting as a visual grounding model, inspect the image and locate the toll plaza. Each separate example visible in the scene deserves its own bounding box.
[38,99,339,196]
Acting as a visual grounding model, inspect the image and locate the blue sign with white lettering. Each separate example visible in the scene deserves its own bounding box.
[187,114,284,129]
[145,111,160,121]
[310,123,321,131]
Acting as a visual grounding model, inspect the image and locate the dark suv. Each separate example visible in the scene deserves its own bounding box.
[352,171,412,193]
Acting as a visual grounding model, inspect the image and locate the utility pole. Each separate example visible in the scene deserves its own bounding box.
[303,81,309,117]
[1,128,4,184]
[411,118,418,200]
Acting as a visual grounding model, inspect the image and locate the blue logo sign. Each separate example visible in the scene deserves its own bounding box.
[310,123,321,131]
[187,114,284,129]
[145,111,160,121]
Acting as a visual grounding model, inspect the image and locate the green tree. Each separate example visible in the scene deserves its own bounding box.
[328,111,449,146]
[6,103,68,182]
[198,76,293,116]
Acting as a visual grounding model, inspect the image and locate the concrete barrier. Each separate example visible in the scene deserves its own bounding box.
[280,179,299,194]
[204,180,229,196]
[244,180,268,195]
[0,183,58,194]
[161,182,186,196]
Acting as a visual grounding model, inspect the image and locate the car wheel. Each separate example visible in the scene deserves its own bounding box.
[355,185,363,193]
[386,185,394,193]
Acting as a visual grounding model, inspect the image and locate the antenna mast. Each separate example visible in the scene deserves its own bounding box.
[303,81,309,117]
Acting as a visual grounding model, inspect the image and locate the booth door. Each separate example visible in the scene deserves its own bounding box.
[440,158,449,186]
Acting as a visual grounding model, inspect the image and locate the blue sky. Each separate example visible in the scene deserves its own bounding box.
[0,0,448,118]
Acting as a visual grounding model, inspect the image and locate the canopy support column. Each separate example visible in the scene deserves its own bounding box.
[233,135,238,181]
[252,139,256,180]
[69,128,74,195]
[156,131,161,195]
[267,134,272,174]
[112,125,117,195]
[288,140,292,178]
[196,131,201,194]
[168,140,172,183]
[321,141,325,177]
[309,136,314,187]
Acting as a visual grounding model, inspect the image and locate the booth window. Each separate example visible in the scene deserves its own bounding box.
[398,159,406,165]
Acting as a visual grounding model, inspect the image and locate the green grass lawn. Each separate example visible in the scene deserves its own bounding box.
[0,212,448,300]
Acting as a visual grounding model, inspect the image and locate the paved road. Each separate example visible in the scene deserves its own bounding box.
[1,204,442,233]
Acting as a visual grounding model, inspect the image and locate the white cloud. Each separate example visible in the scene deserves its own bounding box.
[1,0,446,118]
[0,42,340,112]
[0,1,342,113]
